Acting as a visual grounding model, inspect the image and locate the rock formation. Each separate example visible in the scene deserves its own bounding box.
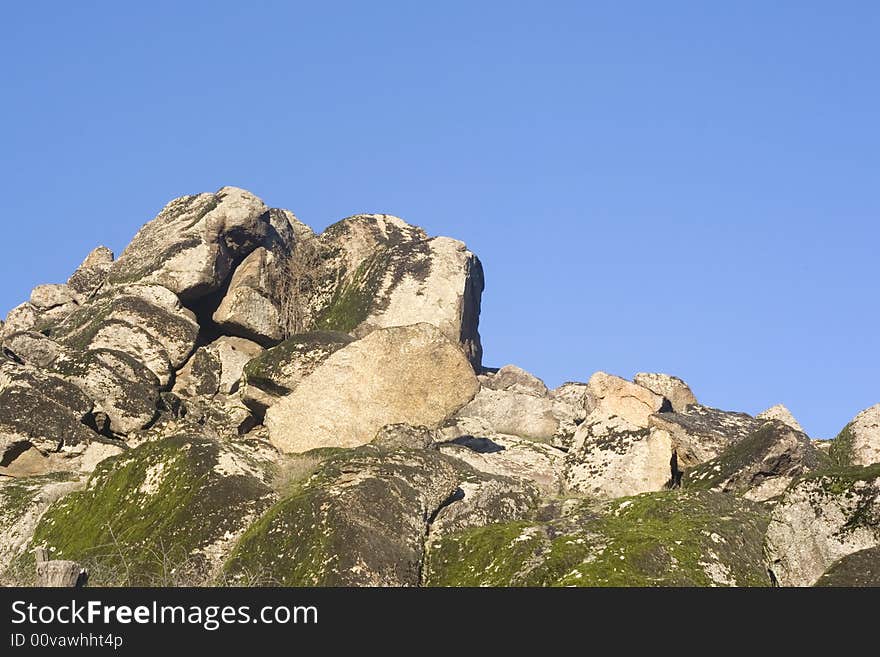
[1,185,877,587]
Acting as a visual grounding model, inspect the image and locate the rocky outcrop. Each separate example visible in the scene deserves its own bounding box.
[757,404,805,434]
[224,445,460,586]
[424,491,771,587]
[212,247,284,345]
[107,187,271,300]
[633,372,697,413]
[67,246,114,297]
[827,404,880,468]
[32,434,277,585]
[683,421,821,501]
[649,404,764,469]
[765,465,880,587]
[814,546,880,587]
[240,331,354,416]
[265,324,479,453]
[174,336,263,399]
[564,372,672,498]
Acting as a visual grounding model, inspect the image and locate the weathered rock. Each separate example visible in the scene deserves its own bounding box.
[78,442,124,473]
[107,187,271,301]
[311,216,483,367]
[482,364,549,396]
[372,424,440,451]
[683,421,821,501]
[437,434,566,496]
[549,381,592,448]
[3,303,40,336]
[564,372,671,498]
[0,360,96,460]
[213,247,284,345]
[30,284,79,310]
[266,324,479,453]
[0,473,84,583]
[633,372,697,413]
[174,336,263,399]
[224,446,460,586]
[765,465,880,587]
[67,246,114,296]
[814,546,880,587]
[827,404,880,467]
[452,388,560,443]
[52,285,199,386]
[2,331,63,367]
[649,404,764,469]
[424,490,771,587]
[49,349,160,435]
[240,331,354,416]
[32,434,276,584]
[757,404,805,434]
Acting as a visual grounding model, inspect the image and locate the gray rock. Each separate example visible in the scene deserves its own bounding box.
[372,424,440,451]
[765,465,880,586]
[564,372,672,498]
[2,331,64,367]
[633,372,697,413]
[452,387,561,443]
[223,446,461,586]
[829,404,880,467]
[3,303,40,336]
[481,364,548,396]
[213,247,284,345]
[757,404,805,434]
[814,546,880,587]
[67,246,114,296]
[682,421,821,501]
[107,186,271,301]
[30,284,79,310]
[649,404,764,469]
[174,336,263,399]
[240,331,354,417]
[266,324,479,453]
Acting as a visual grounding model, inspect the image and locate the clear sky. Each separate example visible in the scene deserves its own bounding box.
[2,2,878,438]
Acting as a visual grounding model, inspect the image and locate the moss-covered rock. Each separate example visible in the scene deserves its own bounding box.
[765,464,880,586]
[814,546,880,587]
[683,421,820,501]
[31,434,276,585]
[224,446,461,586]
[424,490,771,587]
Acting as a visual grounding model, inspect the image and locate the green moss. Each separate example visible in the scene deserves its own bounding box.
[31,434,272,585]
[798,462,880,495]
[313,258,376,332]
[826,423,856,468]
[242,331,352,388]
[425,491,771,587]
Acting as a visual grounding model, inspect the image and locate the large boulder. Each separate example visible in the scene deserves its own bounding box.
[682,421,821,501]
[240,331,354,416]
[212,247,284,345]
[223,445,460,586]
[564,372,672,499]
[265,324,479,453]
[814,547,880,587]
[67,246,114,297]
[482,364,549,396]
[649,404,764,470]
[30,284,79,310]
[31,434,277,585]
[424,490,771,587]
[827,404,880,467]
[633,372,697,413]
[174,336,263,399]
[2,331,64,368]
[764,464,880,587]
[50,285,199,387]
[309,216,484,368]
[0,359,96,461]
[452,388,561,443]
[106,187,271,301]
[757,404,805,434]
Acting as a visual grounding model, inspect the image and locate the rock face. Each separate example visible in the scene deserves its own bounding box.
[240,331,354,416]
[765,465,880,587]
[757,404,805,434]
[107,187,271,300]
[310,216,484,367]
[425,491,771,587]
[224,446,460,586]
[683,421,820,501]
[265,324,479,453]
[32,434,276,584]
[67,246,114,297]
[633,372,697,413]
[814,546,880,587]
[174,336,263,398]
[830,404,880,467]
[649,405,764,470]
[212,247,284,345]
[564,372,672,499]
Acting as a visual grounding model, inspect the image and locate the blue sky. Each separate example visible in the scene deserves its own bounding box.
[1,2,878,438]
